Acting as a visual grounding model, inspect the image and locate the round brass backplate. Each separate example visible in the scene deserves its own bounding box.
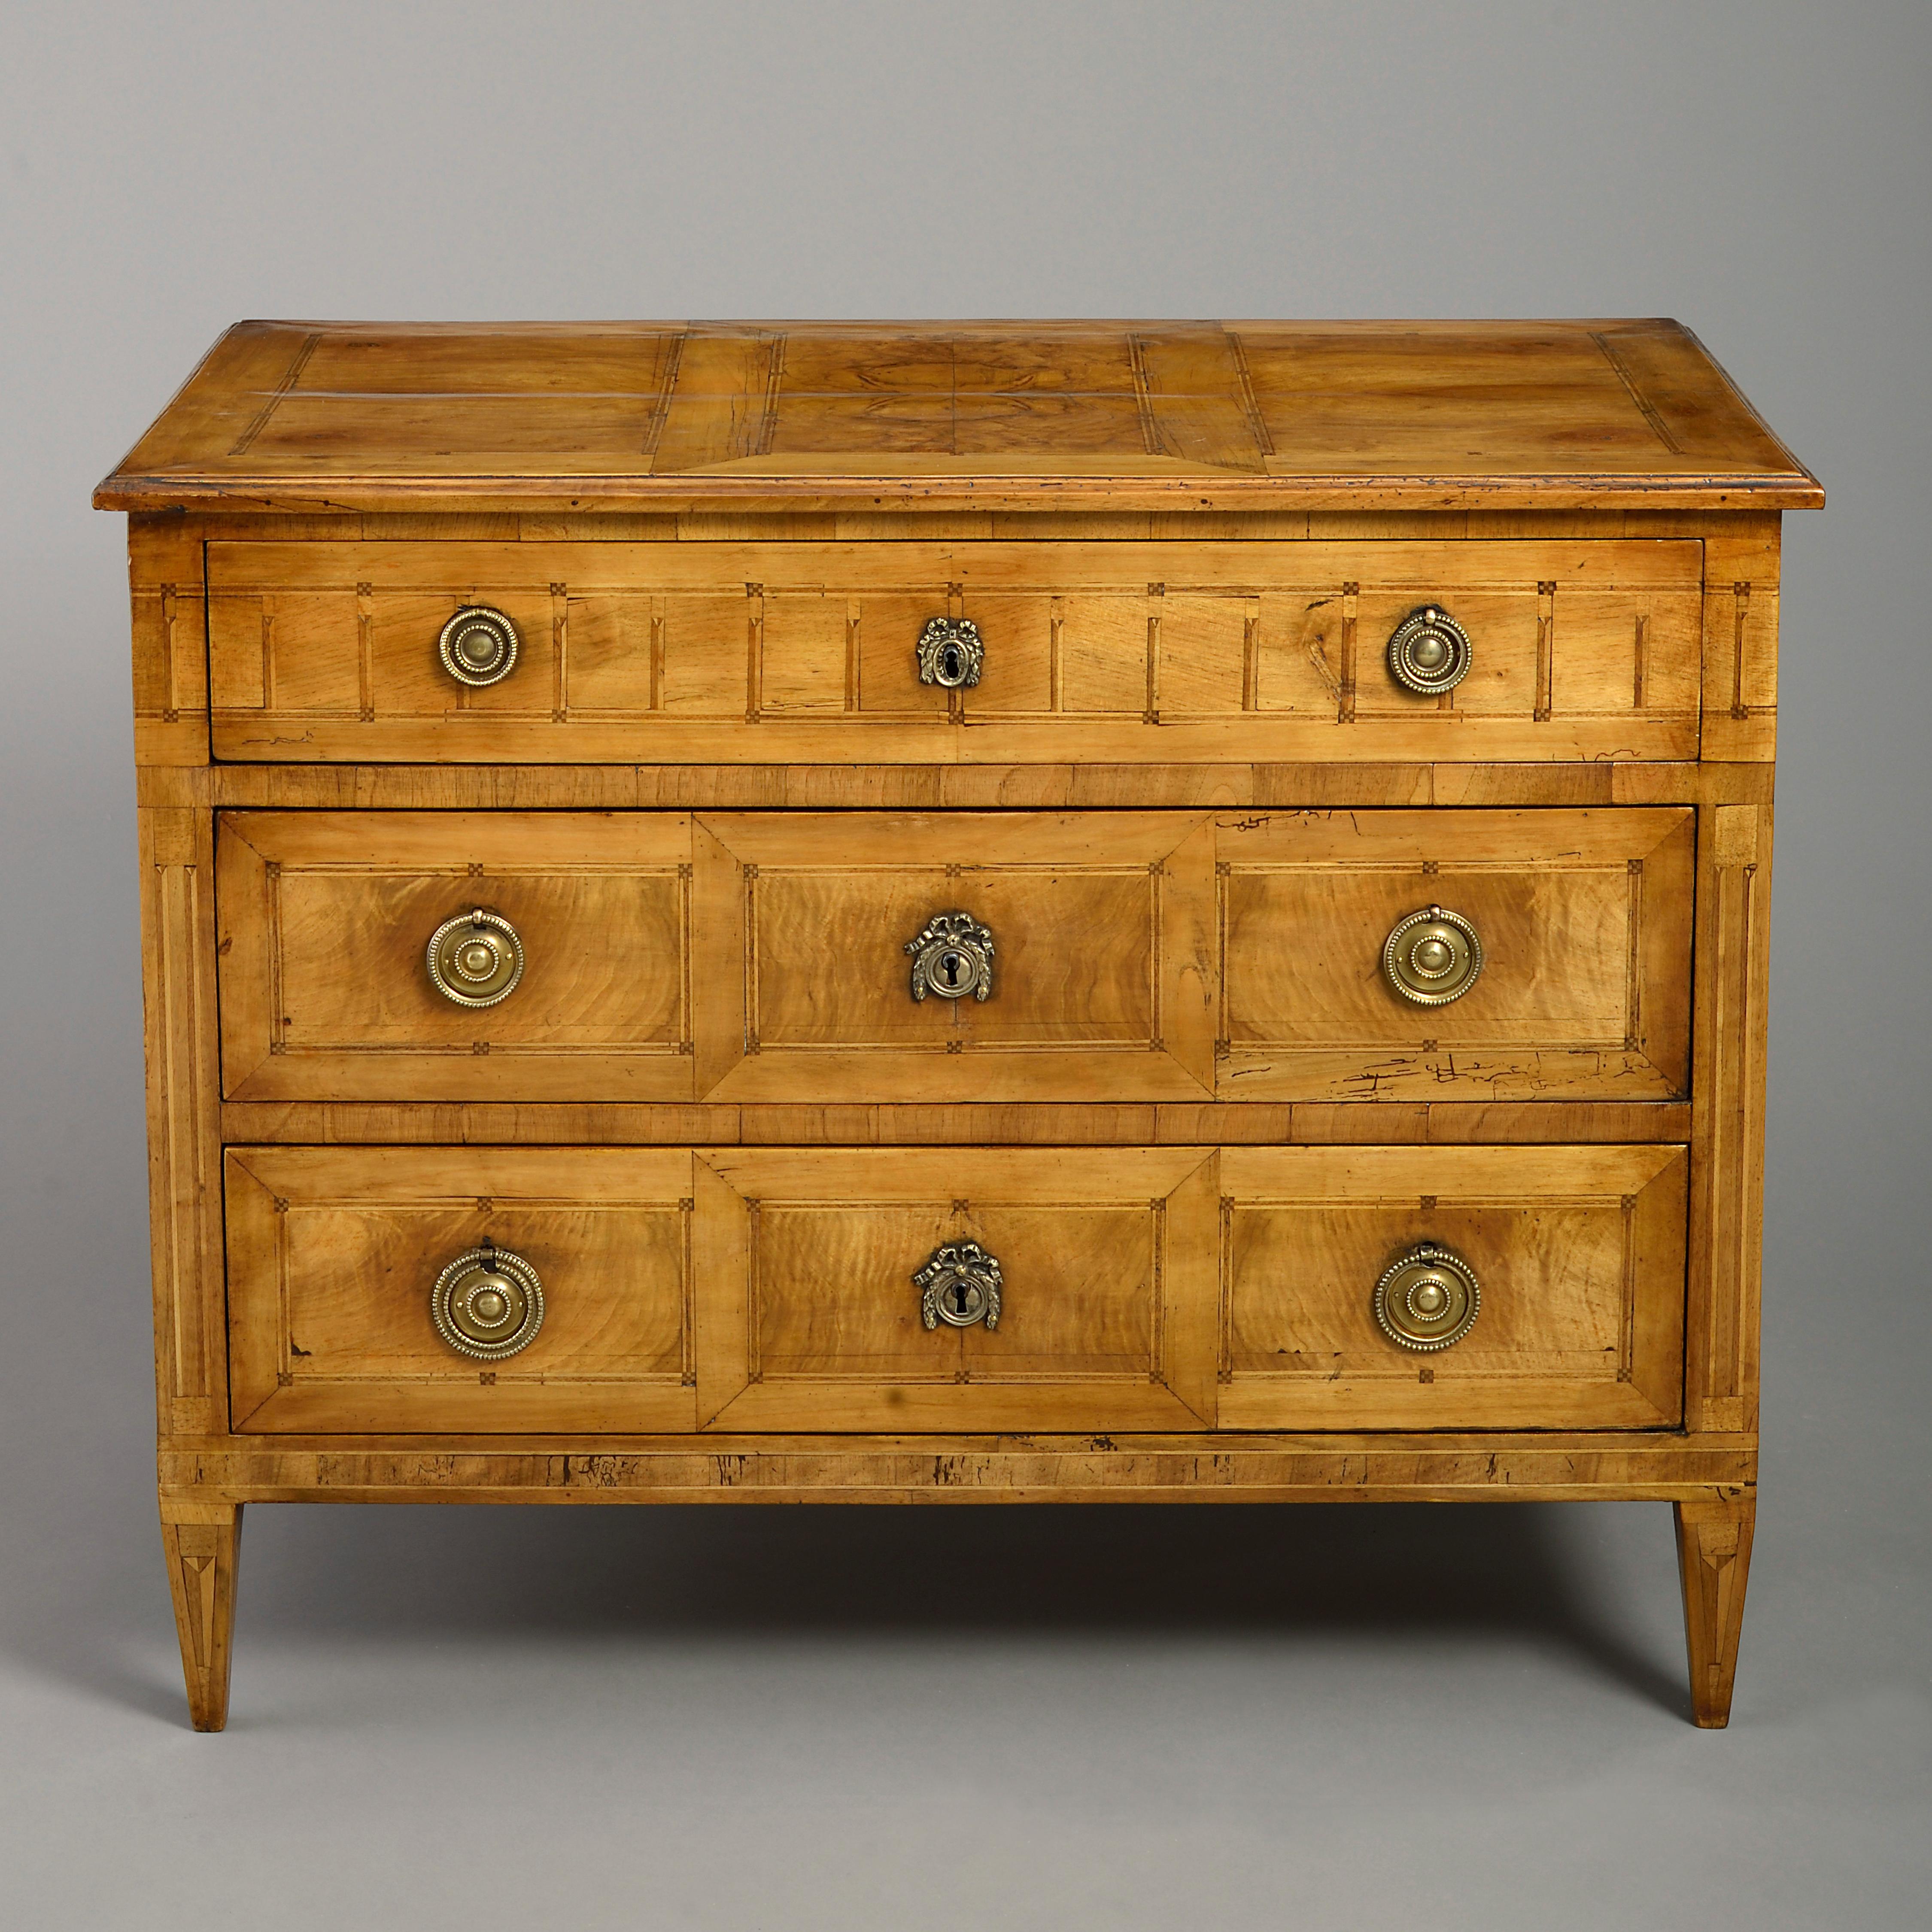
[1386,605,1473,694]
[427,908,525,1008]
[438,605,520,687]
[1382,903,1483,1006]
[431,1245,544,1360]
[1374,1242,1480,1352]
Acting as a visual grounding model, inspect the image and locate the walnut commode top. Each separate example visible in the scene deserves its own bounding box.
[99,318,1818,1731]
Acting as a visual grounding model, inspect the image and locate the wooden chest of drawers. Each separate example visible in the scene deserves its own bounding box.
[98,319,1820,1729]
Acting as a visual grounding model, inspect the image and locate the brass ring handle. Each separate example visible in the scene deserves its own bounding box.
[1383,904,1483,1006]
[916,1240,1002,1330]
[1387,605,1472,694]
[1374,1241,1479,1352]
[906,911,994,1002]
[439,605,520,687]
[427,907,525,1008]
[431,1242,544,1359]
[916,616,984,689]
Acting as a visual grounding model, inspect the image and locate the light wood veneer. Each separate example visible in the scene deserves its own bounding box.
[100,319,1816,1731]
[215,806,1690,1105]
[203,538,1704,764]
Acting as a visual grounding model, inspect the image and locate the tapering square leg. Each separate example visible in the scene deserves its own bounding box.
[161,1502,243,1732]
[1674,1494,1754,1728]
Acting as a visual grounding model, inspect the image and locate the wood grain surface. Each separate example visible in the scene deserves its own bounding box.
[1217,807,1693,1101]
[204,536,1705,764]
[225,1147,699,1434]
[215,808,1695,1108]
[96,319,1821,513]
[217,811,699,1102]
[1217,1144,1686,1430]
[223,1141,1686,1439]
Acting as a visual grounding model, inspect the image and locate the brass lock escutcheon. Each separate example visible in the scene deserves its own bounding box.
[439,605,520,687]
[1386,604,1472,694]
[431,1240,544,1360]
[906,911,994,1002]
[915,616,984,689]
[1383,903,1482,1006]
[916,1239,1003,1330]
[427,907,526,1008]
[1374,1241,1480,1352]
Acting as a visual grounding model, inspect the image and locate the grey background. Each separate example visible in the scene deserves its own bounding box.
[2,2,1926,1925]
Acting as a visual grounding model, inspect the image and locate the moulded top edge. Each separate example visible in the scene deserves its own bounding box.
[94,318,1824,513]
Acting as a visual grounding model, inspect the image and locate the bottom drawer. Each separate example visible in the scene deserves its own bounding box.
[224,1143,1686,1435]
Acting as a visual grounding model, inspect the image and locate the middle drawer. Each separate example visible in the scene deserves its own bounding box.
[216,808,1692,1106]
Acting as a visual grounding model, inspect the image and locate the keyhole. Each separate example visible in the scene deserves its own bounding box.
[941,949,963,988]
[942,644,962,681]
[947,1280,970,1317]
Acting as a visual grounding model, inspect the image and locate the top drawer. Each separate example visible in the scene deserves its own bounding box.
[205,540,1703,764]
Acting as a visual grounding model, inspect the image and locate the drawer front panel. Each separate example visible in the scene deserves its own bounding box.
[225,1147,699,1433]
[1218,1145,1686,1429]
[693,1148,1220,1432]
[225,1143,1686,1435]
[207,540,1703,763]
[217,813,702,1102]
[219,809,1692,1105]
[1216,807,1694,1101]
[699,811,1216,1102]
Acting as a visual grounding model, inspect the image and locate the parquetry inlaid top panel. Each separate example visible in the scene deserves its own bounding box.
[95,319,1821,513]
